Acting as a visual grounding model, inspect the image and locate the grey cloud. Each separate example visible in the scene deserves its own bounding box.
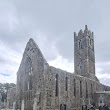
[0,56,18,66]
[0,0,110,84]
[99,77,110,87]
[3,0,109,62]
[0,73,10,76]
[0,57,6,63]
[96,62,110,74]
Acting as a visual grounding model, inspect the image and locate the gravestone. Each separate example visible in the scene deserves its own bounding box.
[33,91,41,110]
[99,95,104,106]
[82,98,85,105]
[13,102,16,110]
[21,100,24,110]
[33,98,37,110]
[82,105,87,110]
[6,100,9,109]
[60,104,67,110]
[4,99,6,109]
[88,98,91,109]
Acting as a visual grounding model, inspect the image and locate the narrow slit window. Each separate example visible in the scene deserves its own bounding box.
[27,77,32,90]
[60,104,62,110]
[64,104,67,110]
[91,84,93,98]
[55,74,58,96]
[74,79,76,97]
[29,77,32,90]
[79,41,81,49]
[80,81,82,98]
[90,39,92,46]
[28,81,29,90]
[86,82,88,98]
[65,77,68,91]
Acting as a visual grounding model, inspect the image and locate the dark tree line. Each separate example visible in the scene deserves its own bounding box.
[0,83,16,102]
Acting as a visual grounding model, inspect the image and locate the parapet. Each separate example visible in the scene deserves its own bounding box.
[74,25,94,41]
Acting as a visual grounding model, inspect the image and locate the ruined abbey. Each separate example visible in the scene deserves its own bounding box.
[16,25,110,110]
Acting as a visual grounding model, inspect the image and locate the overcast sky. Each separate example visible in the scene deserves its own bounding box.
[0,0,110,86]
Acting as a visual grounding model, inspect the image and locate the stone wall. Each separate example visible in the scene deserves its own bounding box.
[94,92,110,108]
[74,25,97,81]
[7,87,16,109]
[16,38,47,110]
[43,66,104,110]
[16,32,110,110]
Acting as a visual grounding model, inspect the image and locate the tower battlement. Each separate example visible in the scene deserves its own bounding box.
[74,25,94,42]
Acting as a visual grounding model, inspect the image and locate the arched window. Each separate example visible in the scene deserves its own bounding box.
[25,81,28,90]
[25,57,33,75]
[91,84,93,98]
[25,57,33,90]
[78,40,81,49]
[65,77,68,91]
[29,76,32,90]
[55,74,58,96]
[28,81,29,90]
[90,39,92,46]
[86,82,88,98]
[74,79,76,97]
[100,100,102,103]
[80,81,82,98]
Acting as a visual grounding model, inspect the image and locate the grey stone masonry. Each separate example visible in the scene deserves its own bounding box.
[74,25,98,81]
[15,26,110,110]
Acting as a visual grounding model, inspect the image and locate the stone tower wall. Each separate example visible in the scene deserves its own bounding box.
[74,25,96,80]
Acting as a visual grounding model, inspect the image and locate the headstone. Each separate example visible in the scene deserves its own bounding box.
[82,105,87,110]
[4,99,6,109]
[13,102,16,110]
[99,95,104,107]
[88,98,91,109]
[21,100,24,110]
[6,100,9,109]
[82,98,85,105]
[33,91,41,110]
[60,104,67,110]
[33,98,37,110]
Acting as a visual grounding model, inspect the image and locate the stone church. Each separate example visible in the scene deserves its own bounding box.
[16,25,110,110]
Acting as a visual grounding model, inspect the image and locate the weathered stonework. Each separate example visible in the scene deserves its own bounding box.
[94,91,110,108]
[7,87,16,109]
[16,25,110,110]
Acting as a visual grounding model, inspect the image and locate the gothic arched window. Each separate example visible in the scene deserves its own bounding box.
[65,77,68,91]
[86,82,88,98]
[55,74,58,96]
[80,81,82,98]
[91,84,93,98]
[25,57,33,90]
[78,40,81,49]
[74,79,76,97]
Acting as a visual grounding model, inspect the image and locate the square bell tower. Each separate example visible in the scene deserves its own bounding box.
[74,25,98,81]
